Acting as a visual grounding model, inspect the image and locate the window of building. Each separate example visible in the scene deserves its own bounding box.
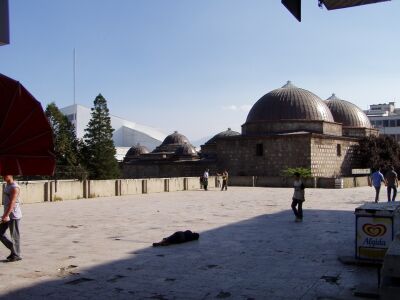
[256,143,263,156]
[383,120,389,127]
[396,119,400,127]
[376,120,382,127]
[390,120,396,127]
[370,120,375,126]
[337,144,341,157]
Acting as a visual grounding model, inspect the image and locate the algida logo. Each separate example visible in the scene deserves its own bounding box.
[362,224,386,237]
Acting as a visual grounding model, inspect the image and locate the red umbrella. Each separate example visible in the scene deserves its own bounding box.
[0,73,55,175]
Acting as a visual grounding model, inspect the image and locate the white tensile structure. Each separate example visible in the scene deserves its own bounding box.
[60,104,166,161]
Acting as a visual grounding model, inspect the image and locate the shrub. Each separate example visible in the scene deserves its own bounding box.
[282,167,312,178]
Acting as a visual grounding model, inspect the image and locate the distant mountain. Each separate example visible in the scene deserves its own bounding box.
[192,135,212,148]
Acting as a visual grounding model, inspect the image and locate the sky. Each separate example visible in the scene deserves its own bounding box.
[1,0,399,142]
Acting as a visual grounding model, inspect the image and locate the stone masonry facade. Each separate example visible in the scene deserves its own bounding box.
[214,133,360,177]
[310,136,360,177]
[215,134,311,176]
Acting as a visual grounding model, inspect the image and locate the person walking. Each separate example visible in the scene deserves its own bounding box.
[221,170,228,191]
[0,175,22,262]
[203,169,209,191]
[385,166,398,202]
[291,172,305,222]
[369,167,386,203]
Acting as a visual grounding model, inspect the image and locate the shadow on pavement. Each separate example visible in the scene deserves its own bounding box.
[2,208,377,300]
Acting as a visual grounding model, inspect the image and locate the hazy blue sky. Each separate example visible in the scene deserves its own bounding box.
[0,0,398,141]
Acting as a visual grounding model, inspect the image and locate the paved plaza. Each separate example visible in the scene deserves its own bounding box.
[0,186,381,299]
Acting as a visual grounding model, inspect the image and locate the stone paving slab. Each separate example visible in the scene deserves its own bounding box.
[0,186,382,299]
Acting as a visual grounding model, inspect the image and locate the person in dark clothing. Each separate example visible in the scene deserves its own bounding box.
[385,166,398,202]
[221,170,228,191]
[291,172,305,222]
[153,230,200,247]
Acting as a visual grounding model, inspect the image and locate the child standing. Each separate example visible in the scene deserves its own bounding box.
[291,172,305,222]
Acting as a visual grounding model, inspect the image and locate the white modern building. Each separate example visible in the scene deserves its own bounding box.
[60,104,166,160]
[365,102,400,141]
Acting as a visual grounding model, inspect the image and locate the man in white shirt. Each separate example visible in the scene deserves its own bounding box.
[203,169,209,191]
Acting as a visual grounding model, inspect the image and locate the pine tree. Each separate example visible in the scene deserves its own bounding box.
[82,94,120,179]
[45,103,85,178]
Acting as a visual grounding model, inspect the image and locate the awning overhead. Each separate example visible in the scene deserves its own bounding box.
[0,73,55,175]
[320,0,391,10]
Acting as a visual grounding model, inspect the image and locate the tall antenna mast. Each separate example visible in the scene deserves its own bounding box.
[73,48,76,105]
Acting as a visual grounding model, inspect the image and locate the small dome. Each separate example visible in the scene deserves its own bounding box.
[153,131,193,153]
[174,143,198,156]
[326,94,371,128]
[206,128,241,144]
[124,144,149,161]
[161,131,190,145]
[246,81,334,123]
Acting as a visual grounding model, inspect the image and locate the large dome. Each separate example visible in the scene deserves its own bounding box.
[246,81,334,123]
[206,128,240,145]
[326,94,371,128]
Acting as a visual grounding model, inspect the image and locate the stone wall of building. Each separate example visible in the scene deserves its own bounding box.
[215,134,312,176]
[310,136,360,177]
[343,127,379,138]
[123,160,217,179]
[124,133,363,179]
[242,120,342,136]
[201,143,217,159]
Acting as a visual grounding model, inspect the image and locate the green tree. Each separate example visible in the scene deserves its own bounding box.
[355,135,400,171]
[281,167,312,178]
[82,94,120,179]
[45,103,86,178]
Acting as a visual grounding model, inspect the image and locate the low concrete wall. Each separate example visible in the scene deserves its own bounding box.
[88,180,117,198]
[14,181,47,204]
[186,177,201,190]
[230,176,369,189]
[208,176,216,188]
[317,178,336,189]
[120,179,142,196]
[229,176,254,187]
[0,175,370,205]
[52,180,84,201]
[343,176,369,188]
[256,177,295,188]
[169,178,185,192]
[145,178,165,194]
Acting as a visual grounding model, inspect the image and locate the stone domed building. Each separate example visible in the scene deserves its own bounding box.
[123,144,149,162]
[201,128,240,159]
[153,131,191,153]
[123,131,205,178]
[123,82,378,179]
[201,81,378,177]
[174,143,198,160]
[325,93,374,138]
